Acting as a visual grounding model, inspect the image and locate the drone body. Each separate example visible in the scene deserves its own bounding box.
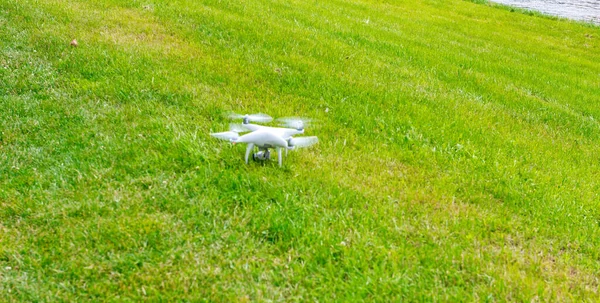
[210,113,318,167]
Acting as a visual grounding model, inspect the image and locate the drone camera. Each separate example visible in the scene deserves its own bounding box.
[252,151,271,161]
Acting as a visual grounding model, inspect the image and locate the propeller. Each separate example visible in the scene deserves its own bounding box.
[210,131,239,142]
[228,123,249,133]
[278,117,313,130]
[228,113,273,124]
[288,136,318,148]
[211,123,251,142]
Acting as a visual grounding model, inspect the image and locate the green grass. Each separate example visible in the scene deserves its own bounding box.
[1,0,599,301]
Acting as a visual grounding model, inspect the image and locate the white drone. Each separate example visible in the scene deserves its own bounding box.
[210,113,318,166]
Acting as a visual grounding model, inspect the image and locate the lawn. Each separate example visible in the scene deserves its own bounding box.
[1,0,599,301]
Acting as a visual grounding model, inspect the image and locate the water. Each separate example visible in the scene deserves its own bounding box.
[492,0,600,24]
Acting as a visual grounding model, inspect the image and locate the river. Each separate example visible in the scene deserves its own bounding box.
[492,0,600,24]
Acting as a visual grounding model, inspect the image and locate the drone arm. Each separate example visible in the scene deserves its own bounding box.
[245,143,254,164]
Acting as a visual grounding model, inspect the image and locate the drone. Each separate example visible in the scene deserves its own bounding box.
[210,113,318,166]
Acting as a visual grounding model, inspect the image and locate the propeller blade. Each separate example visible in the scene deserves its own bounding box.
[289,136,318,148]
[210,131,239,142]
[278,117,313,130]
[229,123,249,133]
[228,113,273,123]
[228,113,243,120]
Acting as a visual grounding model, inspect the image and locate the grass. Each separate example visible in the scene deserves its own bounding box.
[1,0,599,301]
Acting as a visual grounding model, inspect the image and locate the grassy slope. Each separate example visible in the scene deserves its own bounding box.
[1,0,599,300]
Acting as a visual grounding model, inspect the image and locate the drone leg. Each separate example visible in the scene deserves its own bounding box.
[277,147,282,167]
[245,143,254,164]
[285,148,288,157]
